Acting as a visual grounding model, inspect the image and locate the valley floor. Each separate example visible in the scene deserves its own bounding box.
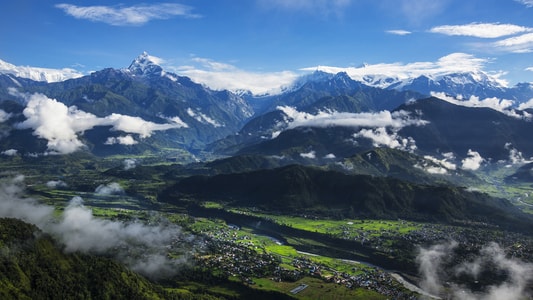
[1,155,533,299]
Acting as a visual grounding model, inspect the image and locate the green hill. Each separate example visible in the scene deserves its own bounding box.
[162,165,531,230]
[0,218,164,299]
[0,218,221,300]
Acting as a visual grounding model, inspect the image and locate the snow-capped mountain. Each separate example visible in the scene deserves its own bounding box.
[386,72,509,99]
[0,58,83,83]
[0,52,254,159]
[2,52,533,162]
[358,70,505,90]
[308,68,533,105]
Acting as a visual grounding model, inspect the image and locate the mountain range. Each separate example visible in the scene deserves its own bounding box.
[1,52,533,169]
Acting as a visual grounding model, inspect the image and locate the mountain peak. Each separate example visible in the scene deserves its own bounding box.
[127,52,164,76]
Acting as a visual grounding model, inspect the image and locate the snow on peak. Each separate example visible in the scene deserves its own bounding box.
[127,52,164,76]
[437,71,506,88]
[301,53,509,90]
[0,59,83,83]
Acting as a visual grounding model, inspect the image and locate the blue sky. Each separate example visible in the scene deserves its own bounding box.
[2,0,533,93]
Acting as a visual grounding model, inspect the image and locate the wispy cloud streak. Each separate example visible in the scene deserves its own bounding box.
[56,3,199,26]
[493,32,533,53]
[430,23,532,38]
[386,30,412,36]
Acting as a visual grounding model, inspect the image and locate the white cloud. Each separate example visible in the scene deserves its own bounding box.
[174,57,300,95]
[0,109,12,122]
[0,176,194,278]
[166,116,189,128]
[424,155,457,170]
[493,32,533,53]
[461,149,484,171]
[1,149,18,156]
[104,113,181,138]
[157,113,189,128]
[505,143,531,165]
[55,3,199,26]
[15,93,183,154]
[442,152,456,160]
[526,67,533,72]
[430,23,532,38]
[279,106,428,130]
[46,180,68,188]
[302,53,507,88]
[123,158,137,170]
[415,154,457,175]
[417,241,457,295]
[515,0,533,7]
[0,176,55,226]
[431,92,514,111]
[354,128,417,151]
[431,92,530,119]
[518,98,533,110]
[300,150,316,159]
[186,108,222,127]
[105,135,138,145]
[386,30,412,36]
[324,153,336,159]
[16,94,90,154]
[95,182,124,195]
[417,165,448,175]
[418,241,533,300]
[276,106,426,151]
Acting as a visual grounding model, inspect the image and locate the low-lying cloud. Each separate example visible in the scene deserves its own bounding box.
[276,106,427,152]
[461,149,485,171]
[417,241,533,299]
[0,176,195,278]
[300,150,316,159]
[505,143,532,165]
[14,93,185,154]
[186,108,222,127]
[278,106,428,129]
[517,98,533,110]
[417,240,458,295]
[46,180,68,189]
[0,109,11,123]
[95,182,125,195]
[354,128,417,151]
[415,154,457,175]
[1,149,18,156]
[123,158,137,170]
[105,135,138,145]
[431,92,531,119]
